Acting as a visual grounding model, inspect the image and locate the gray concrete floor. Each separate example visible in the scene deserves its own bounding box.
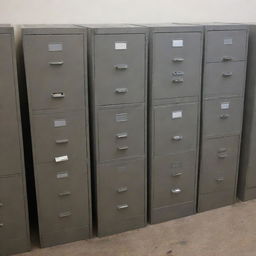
[17,199,256,256]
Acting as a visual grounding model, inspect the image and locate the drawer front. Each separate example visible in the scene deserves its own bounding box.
[94,34,146,105]
[32,111,87,163]
[97,159,145,224]
[203,97,243,137]
[0,175,28,242]
[199,136,239,194]
[35,160,90,233]
[152,32,202,99]
[23,34,85,111]
[98,105,145,162]
[154,102,198,156]
[204,61,246,97]
[152,151,197,208]
[206,30,247,62]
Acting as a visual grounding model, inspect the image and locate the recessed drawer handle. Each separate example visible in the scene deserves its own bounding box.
[220,114,230,119]
[117,187,128,193]
[172,172,183,177]
[58,191,71,197]
[222,56,233,62]
[216,177,225,182]
[218,153,228,158]
[115,88,128,94]
[49,61,64,65]
[117,204,129,210]
[115,64,128,70]
[56,139,69,144]
[55,155,68,163]
[116,132,128,139]
[0,203,3,207]
[51,92,65,98]
[172,57,184,62]
[222,72,233,77]
[172,135,183,141]
[218,147,227,153]
[172,78,184,83]
[59,211,72,218]
[0,223,4,227]
[171,188,182,194]
[117,146,128,151]
[172,71,184,76]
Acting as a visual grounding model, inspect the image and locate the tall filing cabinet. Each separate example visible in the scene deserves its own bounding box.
[22,25,92,247]
[0,25,30,255]
[238,25,256,201]
[147,24,203,224]
[198,24,248,212]
[84,24,148,236]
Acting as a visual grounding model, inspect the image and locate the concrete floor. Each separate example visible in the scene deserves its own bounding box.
[16,199,256,256]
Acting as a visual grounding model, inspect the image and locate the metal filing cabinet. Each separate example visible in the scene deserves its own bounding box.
[238,25,256,201]
[0,25,30,255]
[198,24,248,212]
[83,24,148,236]
[22,25,92,247]
[147,24,203,224]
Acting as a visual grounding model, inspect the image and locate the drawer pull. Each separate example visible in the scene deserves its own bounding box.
[117,187,128,193]
[51,92,65,98]
[172,57,184,62]
[117,204,129,210]
[116,132,128,139]
[114,64,128,70]
[171,188,182,194]
[172,71,184,76]
[58,191,71,197]
[115,88,128,94]
[59,211,72,218]
[0,203,3,207]
[218,147,227,153]
[49,61,64,65]
[56,139,69,144]
[55,155,68,163]
[0,223,4,227]
[117,146,128,151]
[172,78,184,84]
[222,72,233,77]
[216,177,225,182]
[220,114,230,119]
[172,135,183,141]
[218,153,228,158]
[222,56,233,62]
[172,172,183,177]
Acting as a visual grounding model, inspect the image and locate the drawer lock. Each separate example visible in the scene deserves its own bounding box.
[171,188,182,194]
[117,204,129,210]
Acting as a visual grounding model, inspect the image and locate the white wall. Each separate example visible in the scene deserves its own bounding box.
[0,0,255,25]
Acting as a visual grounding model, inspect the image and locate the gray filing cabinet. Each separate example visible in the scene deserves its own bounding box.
[198,24,248,212]
[147,24,203,224]
[238,25,256,201]
[22,25,92,247]
[83,24,148,236]
[0,25,30,255]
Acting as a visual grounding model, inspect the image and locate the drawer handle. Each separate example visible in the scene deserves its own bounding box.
[218,147,227,153]
[172,78,184,84]
[0,203,3,207]
[172,172,183,177]
[172,71,184,76]
[0,223,4,227]
[172,135,183,141]
[218,153,228,158]
[117,204,129,210]
[115,88,128,94]
[222,56,233,62]
[51,92,65,98]
[117,187,128,193]
[114,64,128,70]
[59,211,72,218]
[117,146,128,151]
[56,139,69,144]
[58,191,71,197]
[116,132,128,139]
[220,114,230,119]
[171,188,182,194]
[172,57,184,62]
[49,61,64,65]
[55,155,68,163]
[216,177,225,182]
[222,72,233,77]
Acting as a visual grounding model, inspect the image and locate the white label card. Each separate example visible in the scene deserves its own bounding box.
[221,102,230,109]
[116,113,128,122]
[48,43,63,51]
[115,42,127,50]
[55,155,68,163]
[54,119,66,127]
[172,111,183,119]
[172,40,183,47]
[224,38,233,45]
